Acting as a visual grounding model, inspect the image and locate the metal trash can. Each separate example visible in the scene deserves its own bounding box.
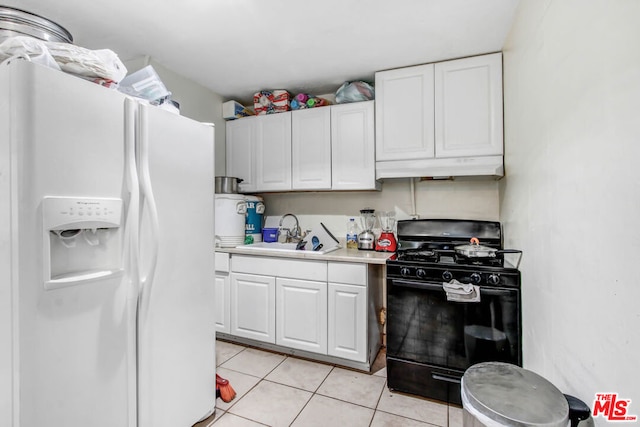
[461,362,569,427]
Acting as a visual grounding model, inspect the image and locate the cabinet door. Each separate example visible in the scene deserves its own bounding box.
[230,272,276,343]
[292,108,332,190]
[215,273,230,334]
[226,118,257,193]
[328,283,366,362]
[375,65,435,161]
[435,53,503,157]
[331,101,378,190]
[276,278,327,354]
[256,112,292,191]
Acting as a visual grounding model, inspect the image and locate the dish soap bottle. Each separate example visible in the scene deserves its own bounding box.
[346,218,358,249]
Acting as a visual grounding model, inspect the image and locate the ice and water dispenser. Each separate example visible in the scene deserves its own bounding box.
[42,196,124,290]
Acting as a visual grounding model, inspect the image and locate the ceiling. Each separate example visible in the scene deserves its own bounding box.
[6,0,520,104]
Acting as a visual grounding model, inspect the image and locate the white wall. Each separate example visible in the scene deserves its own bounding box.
[501,0,640,419]
[123,57,227,175]
[261,177,499,238]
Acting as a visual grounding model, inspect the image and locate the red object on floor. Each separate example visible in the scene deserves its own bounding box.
[216,374,236,403]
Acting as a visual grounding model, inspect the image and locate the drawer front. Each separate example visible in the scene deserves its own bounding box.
[232,255,327,282]
[215,251,230,272]
[328,262,366,286]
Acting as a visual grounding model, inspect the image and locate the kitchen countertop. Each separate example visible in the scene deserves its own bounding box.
[215,245,393,265]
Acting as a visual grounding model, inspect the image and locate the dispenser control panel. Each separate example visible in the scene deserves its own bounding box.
[43,196,123,230]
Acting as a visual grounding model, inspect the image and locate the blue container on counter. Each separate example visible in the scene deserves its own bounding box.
[245,195,265,243]
[262,228,278,243]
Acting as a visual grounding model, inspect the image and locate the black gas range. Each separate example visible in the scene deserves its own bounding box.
[385,219,522,405]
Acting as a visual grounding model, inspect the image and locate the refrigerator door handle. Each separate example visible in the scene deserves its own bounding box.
[124,98,140,283]
[124,98,140,427]
[137,103,161,318]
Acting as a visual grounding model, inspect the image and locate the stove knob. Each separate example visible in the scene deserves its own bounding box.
[442,271,453,282]
[488,274,501,285]
[470,273,482,284]
[400,267,411,277]
[416,268,427,279]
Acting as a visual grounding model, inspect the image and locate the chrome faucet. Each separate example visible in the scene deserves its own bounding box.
[278,213,301,242]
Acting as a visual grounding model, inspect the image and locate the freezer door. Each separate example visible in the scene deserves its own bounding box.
[4,61,133,426]
[137,104,215,427]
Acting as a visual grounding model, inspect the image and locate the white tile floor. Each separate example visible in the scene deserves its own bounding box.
[205,340,463,427]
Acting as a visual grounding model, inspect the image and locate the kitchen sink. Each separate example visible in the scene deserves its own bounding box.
[236,241,340,255]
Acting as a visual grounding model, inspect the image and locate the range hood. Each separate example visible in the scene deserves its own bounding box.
[375,155,504,179]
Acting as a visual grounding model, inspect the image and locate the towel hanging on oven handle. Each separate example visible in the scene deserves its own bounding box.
[443,279,481,303]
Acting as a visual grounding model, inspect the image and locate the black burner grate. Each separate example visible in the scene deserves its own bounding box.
[396,250,439,262]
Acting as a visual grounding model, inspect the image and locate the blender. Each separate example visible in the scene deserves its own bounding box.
[375,211,397,252]
[357,208,376,250]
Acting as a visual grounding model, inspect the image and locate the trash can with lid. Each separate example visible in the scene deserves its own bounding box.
[461,362,590,427]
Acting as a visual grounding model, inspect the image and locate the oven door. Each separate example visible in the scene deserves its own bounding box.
[386,277,521,371]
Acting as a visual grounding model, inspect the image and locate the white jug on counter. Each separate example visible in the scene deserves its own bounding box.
[214,194,246,247]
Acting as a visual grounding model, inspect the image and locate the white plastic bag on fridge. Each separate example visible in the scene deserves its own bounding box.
[0,35,127,83]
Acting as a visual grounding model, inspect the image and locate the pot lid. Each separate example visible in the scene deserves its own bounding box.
[455,237,496,252]
[0,6,73,43]
[462,362,568,427]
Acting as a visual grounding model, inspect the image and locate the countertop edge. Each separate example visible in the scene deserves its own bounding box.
[215,246,392,264]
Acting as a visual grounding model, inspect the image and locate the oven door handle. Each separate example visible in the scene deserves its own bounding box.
[390,279,444,292]
[479,288,515,297]
[390,279,515,297]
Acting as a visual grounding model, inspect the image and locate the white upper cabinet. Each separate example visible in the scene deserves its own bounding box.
[375,64,435,161]
[227,113,292,193]
[255,112,292,191]
[331,101,380,191]
[226,102,379,192]
[375,53,504,178]
[292,107,332,190]
[435,53,503,157]
[226,117,256,192]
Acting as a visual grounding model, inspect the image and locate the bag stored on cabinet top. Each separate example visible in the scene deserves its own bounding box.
[335,81,375,103]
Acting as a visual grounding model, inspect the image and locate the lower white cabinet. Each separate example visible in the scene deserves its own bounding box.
[276,278,327,353]
[215,274,230,333]
[328,283,366,362]
[225,254,382,369]
[230,272,276,343]
[327,262,369,362]
[215,252,231,334]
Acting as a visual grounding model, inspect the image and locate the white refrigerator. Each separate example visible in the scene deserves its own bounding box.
[0,59,216,426]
